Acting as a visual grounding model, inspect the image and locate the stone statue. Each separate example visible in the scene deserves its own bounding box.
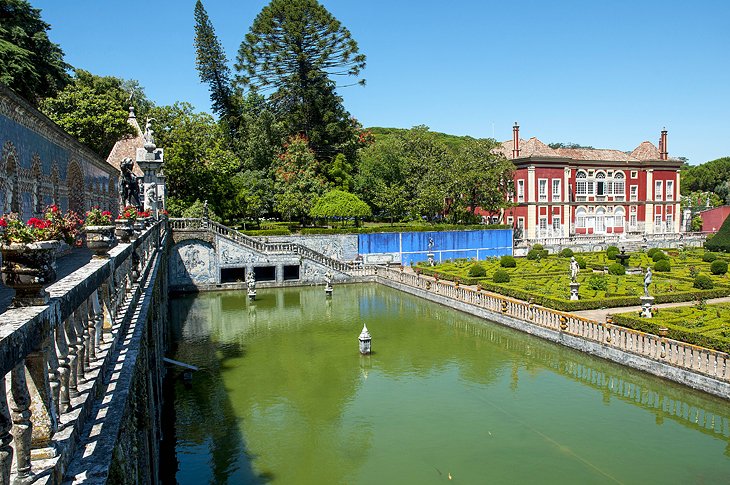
[324,271,333,287]
[570,256,579,283]
[119,158,141,209]
[427,237,434,251]
[643,266,653,297]
[247,270,256,292]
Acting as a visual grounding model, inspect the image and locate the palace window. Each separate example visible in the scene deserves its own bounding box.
[666,180,674,201]
[576,207,586,228]
[552,179,561,201]
[576,171,587,196]
[539,217,548,230]
[517,180,525,202]
[631,170,638,179]
[630,185,638,201]
[595,172,606,196]
[552,215,561,230]
[655,180,663,201]
[538,179,548,202]
[614,207,625,228]
[613,172,625,200]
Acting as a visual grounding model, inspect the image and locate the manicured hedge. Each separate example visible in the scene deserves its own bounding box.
[653,259,671,272]
[703,252,718,262]
[704,215,730,252]
[242,229,291,236]
[500,255,517,268]
[560,248,574,258]
[710,259,728,275]
[608,263,626,275]
[468,263,487,277]
[493,269,510,283]
[299,224,509,235]
[694,274,714,289]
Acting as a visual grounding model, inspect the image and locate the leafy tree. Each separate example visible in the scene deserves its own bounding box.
[691,215,703,232]
[39,70,150,156]
[235,0,366,161]
[272,134,328,221]
[0,0,70,104]
[547,142,594,149]
[310,189,371,225]
[682,157,730,203]
[193,0,236,124]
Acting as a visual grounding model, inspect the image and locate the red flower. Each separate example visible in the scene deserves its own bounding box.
[48,204,59,213]
[27,217,49,229]
[0,218,7,227]
[102,211,112,217]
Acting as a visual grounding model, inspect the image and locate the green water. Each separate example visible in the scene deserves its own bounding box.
[164,284,730,484]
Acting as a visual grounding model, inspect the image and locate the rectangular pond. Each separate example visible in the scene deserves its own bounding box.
[162,284,730,484]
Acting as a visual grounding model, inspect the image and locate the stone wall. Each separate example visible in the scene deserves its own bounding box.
[0,84,119,219]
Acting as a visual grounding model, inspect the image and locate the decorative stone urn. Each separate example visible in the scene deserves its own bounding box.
[115,219,133,243]
[85,225,116,257]
[0,240,60,306]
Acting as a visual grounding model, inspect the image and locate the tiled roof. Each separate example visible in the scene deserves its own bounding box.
[497,137,561,158]
[629,141,661,161]
[555,147,637,162]
[106,109,145,177]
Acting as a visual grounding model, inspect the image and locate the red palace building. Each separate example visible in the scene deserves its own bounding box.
[497,125,682,240]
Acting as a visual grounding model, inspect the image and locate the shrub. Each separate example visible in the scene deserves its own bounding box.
[526,249,541,260]
[606,246,620,260]
[532,244,544,251]
[652,251,669,262]
[710,259,728,275]
[694,274,714,289]
[608,263,626,275]
[575,256,587,269]
[587,274,608,291]
[703,252,718,263]
[689,265,700,278]
[705,214,730,252]
[654,259,671,272]
[500,255,517,268]
[493,269,510,283]
[560,248,574,258]
[468,263,487,278]
[646,247,661,259]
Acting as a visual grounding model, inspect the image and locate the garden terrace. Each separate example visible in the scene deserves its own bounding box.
[0,221,168,484]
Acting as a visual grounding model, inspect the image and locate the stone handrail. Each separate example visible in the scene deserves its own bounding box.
[169,218,350,273]
[0,220,167,483]
[515,232,706,248]
[375,266,730,384]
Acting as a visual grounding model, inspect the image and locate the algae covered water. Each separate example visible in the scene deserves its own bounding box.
[163,284,730,484]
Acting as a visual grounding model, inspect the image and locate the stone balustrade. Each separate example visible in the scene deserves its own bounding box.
[0,220,168,484]
[375,266,730,390]
[514,231,706,254]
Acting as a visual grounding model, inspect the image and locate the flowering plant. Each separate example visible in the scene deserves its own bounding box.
[117,206,138,222]
[0,205,81,244]
[84,207,113,226]
[137,209,151,218]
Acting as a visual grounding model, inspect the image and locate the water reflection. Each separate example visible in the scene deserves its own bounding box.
[165,284,730,484]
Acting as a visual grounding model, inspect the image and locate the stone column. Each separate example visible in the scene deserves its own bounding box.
[645,169,654,234]
[276,263,284,284]
[527,166,536,239]
[563,167,571,237]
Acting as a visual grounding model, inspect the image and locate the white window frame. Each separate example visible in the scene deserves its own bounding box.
[517,179,525,203]
[575,207,586,228]
[631,170,638,179]
[552,215,561,230]
[552,179,561,202]
[655,180,663,201]
[666,180,674,201]
[507,216,513,225]
[517,217,525,229]
[539,217,548,230]
[538,179,548,202]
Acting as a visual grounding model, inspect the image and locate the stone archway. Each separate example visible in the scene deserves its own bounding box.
[2,141,20,214]
[50,163,60,206]
[31,154,43,216]
[67,160,85,215]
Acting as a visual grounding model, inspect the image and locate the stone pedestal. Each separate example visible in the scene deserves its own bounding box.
[427,252,435,266]
[569,282,580,301]
[640,295,655,318]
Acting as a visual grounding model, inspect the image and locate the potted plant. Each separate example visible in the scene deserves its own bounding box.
[115,206,137,243]
[137,209,152,228]
[0,205,81,306]
[84,207,116,257]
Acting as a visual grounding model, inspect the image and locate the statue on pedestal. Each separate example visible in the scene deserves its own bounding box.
[643,266,653,297]
[570,256,579,283]
[119,158,141,209]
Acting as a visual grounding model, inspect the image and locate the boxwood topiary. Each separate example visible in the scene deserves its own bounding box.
[468,263,487,278]
[532,244,544,251]
[694,274,714,289]
[575,256,587,269]
[705,214,730,252]
[608,263,626,275]
[587,274,608,291]
[703,252,718,263]
[560,248,574,258]
[647,247,661,259]
[654,259,671,272]
[493,269,510,283]
[710,259,728,275]
[500,255,516,268]
[652,251,668,262]
[606,246,620,260]
[526,249,540,260]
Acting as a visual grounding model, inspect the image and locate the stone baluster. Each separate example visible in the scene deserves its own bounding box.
[10,362,32,482]
[0,378,13,485]
[65,313,80,399]
[55,319,71,413]
[45,327,61,422]
[26,344,57,456]
[85,295,97,362]
[75,301,89,378]
[90,290,104,351]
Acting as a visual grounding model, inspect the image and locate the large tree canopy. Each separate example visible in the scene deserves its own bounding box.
[235,0,366,161]
[0,0,70,104]
[310,189,371,222]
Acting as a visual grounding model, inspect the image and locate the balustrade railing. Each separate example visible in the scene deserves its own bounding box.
[0,220,167,483]
[375,266,730,384]
[515,231,706,249]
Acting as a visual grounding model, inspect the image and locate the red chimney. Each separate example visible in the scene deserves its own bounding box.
[660,128,668,160]
[512,122,520,159]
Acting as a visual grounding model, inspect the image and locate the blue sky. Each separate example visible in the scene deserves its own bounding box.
[33,0,730,165]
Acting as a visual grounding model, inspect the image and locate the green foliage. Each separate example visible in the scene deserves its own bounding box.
[235,0,365,161]
[694,274,714,289]
[646,247,661,259]
[493,269,510,283]
[704,213,730,252]
[559,248,574,258]
[703,252,718,262]
[575,256,587,269]
[310,189,371,221]
[181,199,221,222]
[710,259,728,275]
[500,255,516,268]
[526,248,548,260]
[651,251,669,262]
[273,134,328,221]
[587,274,608,291]
[193,0,235,123]
[240,228,290,236]
[681,157,730,204]
[606,246,620,260]
[608,263,626,275]
[654,259,671,272]
[39,70,148,156]
[691,215,703,232]
[532,244,544,251]
[299,224,506,235]
[468,263,487,278]
[0,0,70,104]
